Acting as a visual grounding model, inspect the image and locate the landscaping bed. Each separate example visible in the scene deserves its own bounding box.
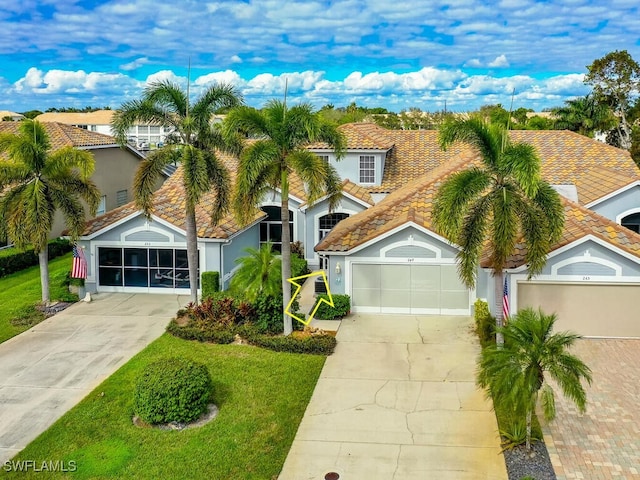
[1,334,325,480]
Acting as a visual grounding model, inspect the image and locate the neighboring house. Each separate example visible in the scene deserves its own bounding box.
[77,123,640,338]
[34,110,174,151]
[0,122,170,237]
[0,110,25,121]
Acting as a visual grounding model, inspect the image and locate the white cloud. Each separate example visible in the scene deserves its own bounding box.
[145,70,185,86]
[230,55,242,64]
[120,57,150,71]
[488,54,509,68]
[464,59,483,68]
[195,70,245,87]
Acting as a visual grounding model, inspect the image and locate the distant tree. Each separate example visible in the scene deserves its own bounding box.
[20,110,43,119]
[0,120,100,303]
[629,126,640,167]
[1,116,13,122]
[478,104,511,127]
[552,94,616,138]
[373,112,403,129]
[585,50,640,149]
[512,107,533,127]
[525,115,554,130]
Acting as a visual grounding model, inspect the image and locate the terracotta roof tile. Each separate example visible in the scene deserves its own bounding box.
[34,110,115,125]
[0,121,117,153]
[310,123,395,150]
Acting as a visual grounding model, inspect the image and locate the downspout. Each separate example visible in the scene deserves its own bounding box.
[220,238,232,291]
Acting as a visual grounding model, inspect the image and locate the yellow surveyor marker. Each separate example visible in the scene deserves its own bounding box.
[286,271,334,326]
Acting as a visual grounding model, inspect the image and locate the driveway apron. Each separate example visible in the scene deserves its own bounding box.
[0,293,188,463]
[279,314,507,480]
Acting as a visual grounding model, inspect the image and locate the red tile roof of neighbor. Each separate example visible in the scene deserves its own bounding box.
[0,122,117,152]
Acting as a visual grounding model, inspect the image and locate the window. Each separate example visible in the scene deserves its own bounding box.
[98,247,198,289]
[317,155,329,163]
[90,125,97,132]
[260,206,293,253]
[359,155,375,183]
[319,213,349,240]
[116,190,128,206]
[97,196,106,216]
[621,212,640,233]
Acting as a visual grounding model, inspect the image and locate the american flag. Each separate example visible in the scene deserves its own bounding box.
[71,244,87,279]
[502,276,510,321]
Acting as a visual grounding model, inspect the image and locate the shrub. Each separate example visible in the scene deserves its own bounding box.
[248,333,337,355]
[134,357,213,424]
[201,271,220,299]
[0,239,72,278]
[253,293,302,333]
[166,319,236,344]
[314,294,350,320]
[474,299,495,348]
[290,253,310,277]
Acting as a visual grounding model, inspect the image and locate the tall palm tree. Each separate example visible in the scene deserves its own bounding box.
[477,308,592,449]
[0,120,100,303]
[112,80,242,303]
[552,94,616,138]
[224,100,345,335]
[229,243,282,301]
[433,118,564,344]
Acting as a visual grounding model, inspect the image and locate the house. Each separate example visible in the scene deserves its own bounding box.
[0,111,25,121]
[0,122,171,237]
[34,110,174,151]
[77,123,640,338]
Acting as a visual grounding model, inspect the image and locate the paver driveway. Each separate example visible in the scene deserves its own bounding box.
[543,338,640,479]
[279,314,507,480]
[0,293,189,463]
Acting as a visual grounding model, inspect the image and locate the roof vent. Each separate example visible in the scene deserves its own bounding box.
[551,184,578,203]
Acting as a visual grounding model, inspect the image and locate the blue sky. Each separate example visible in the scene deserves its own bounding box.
[1,0,639,113]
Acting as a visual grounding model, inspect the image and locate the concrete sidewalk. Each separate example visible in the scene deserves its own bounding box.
[0,293,189,462]
[279,314,507,480]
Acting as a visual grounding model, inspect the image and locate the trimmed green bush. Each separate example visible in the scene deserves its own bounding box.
[474,299,495,347]
[166,319,236,344]
[134,357,213,424]
[247,331,337,355]
[314,294,350,319]
[0,239,72,278]
[290,253,310,278]
[201,271,220,299]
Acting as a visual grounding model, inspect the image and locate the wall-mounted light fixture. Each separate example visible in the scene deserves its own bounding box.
[335,262,342,275]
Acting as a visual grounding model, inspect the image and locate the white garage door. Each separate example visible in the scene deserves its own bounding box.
[518,282,640,338]
[351,263,470,314]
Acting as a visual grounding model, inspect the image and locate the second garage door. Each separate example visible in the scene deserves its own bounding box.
[351,263,470,314]
[518,282,640,338]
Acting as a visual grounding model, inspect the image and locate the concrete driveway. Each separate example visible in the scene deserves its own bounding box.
[279,314,507,480]
[0,293,189,463]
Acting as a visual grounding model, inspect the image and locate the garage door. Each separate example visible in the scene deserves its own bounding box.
[518,282,640,338]
[351,264,470,314]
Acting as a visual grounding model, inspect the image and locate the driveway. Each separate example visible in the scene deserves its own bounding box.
[0,293,189,463]
[543,338,640,479]
[279,314,507,480]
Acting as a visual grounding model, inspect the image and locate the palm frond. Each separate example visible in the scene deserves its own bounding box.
[143,80,189,117]
[49,175,101,217]
[46,146,96,180]
[181,146,210,209]
[500,142,541,197]
[438,118,502,169]
[488,185,519,272]
[202,150,231,225]
[457,193,492,288]
[48,186,86,240]
[223,106,270,140]
[133,146,182,216]
[533,182,565,244]
[111,100,175,145]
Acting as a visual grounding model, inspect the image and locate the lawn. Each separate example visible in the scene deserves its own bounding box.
[0,253,76,344]
[1,334,326,480]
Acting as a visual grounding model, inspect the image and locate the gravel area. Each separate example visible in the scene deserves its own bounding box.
[504,441,556,480]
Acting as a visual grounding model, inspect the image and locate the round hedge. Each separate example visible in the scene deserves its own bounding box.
[134,357,212,424]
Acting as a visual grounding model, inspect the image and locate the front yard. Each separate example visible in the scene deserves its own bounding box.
[1,334,325,479]
[0,253,76,344]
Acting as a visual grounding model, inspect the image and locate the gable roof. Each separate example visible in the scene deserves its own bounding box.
[491,198,640,269]
[34,110,115,126]
[0,121,117,151]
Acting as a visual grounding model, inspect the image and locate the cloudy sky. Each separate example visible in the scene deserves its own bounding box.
[1,0,638,113]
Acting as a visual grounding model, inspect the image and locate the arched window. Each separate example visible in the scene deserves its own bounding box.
[621,212,640,233]
[319,213,350,240]
[260,206,294,253]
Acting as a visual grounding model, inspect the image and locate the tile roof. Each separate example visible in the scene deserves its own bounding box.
[310,123,395,150]
[0,121,117,152]
[34,110,115,125]
[340,179,375,206]
[487,198,640,269]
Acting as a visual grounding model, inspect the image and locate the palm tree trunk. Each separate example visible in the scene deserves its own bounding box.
[185,205,199,304]
[526,407,532,450]
[494,271,505,346]
[39,244,50,305]
[281,171,293,336]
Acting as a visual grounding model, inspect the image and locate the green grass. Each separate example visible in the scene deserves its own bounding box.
[1,334,326,480]
[0,253,77,344]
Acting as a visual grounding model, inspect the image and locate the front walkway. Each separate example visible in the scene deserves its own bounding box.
[0,293,189,463]
[543,339,640,479]
[279,314,507,480]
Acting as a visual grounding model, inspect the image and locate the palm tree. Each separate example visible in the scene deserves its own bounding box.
[229,243,282,301]
[224,100,345,335]
[552,94,616,138]
[112,80,242,303]
[433,118,564,344]
[477,308,592,449]
[0,120,100,303]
